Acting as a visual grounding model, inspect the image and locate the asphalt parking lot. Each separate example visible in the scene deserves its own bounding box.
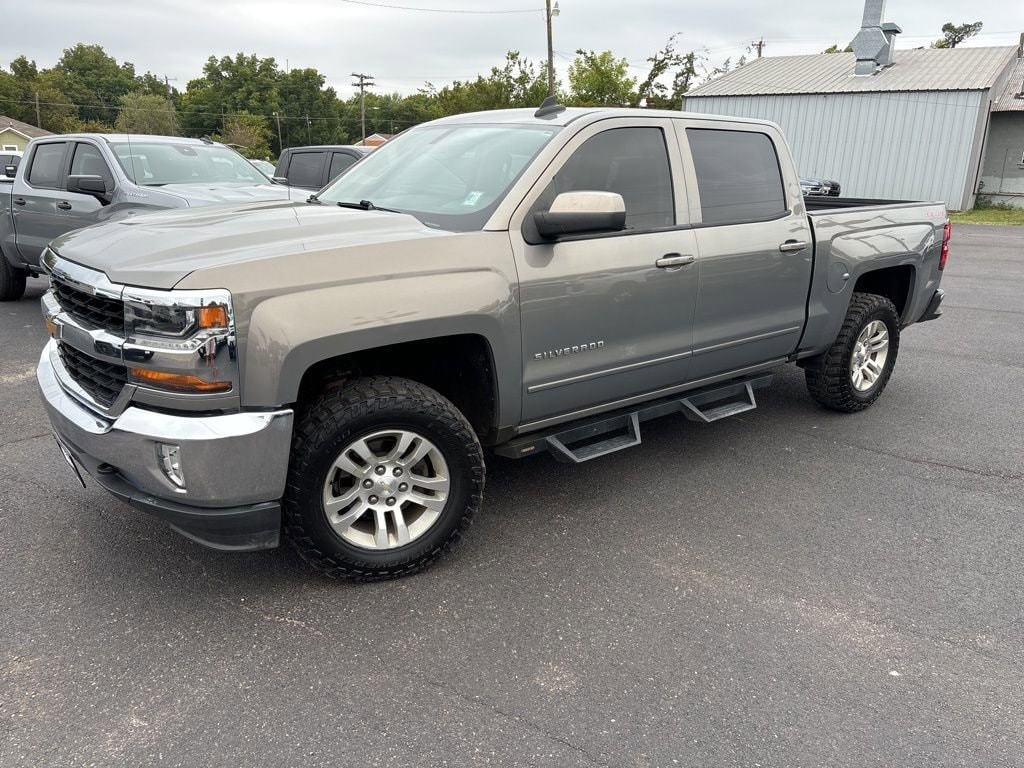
[1,224,1022,767]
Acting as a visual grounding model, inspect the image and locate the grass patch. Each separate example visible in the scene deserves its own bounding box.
[950,207,1024,225]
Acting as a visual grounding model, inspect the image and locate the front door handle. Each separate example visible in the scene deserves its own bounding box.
[13,197,25,206]
[57,201,72,211]
[656,253,696,269]
[779,240,809,253]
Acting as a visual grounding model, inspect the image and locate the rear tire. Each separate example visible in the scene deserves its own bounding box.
[804,292,900,412]
[283,376,485,581]
[0,256,27,301]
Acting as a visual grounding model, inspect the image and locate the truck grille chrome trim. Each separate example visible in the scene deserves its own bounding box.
[57,341,128,408]
[52,279,125,333]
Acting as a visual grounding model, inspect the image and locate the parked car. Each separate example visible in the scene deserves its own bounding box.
[0,150,23,182]
[37,103,948,579]
[249,158,276,176]
[0,133,292,299]
[801,175,842,197]
[273,145,370,190]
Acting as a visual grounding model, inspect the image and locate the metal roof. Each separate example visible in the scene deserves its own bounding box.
[687,46,1018,97]
[993,58,1024,112]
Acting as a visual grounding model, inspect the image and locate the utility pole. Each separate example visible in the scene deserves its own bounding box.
[545,1,560,97]
[752,38,766,58]
[305,114,312,143]
[163,75,177,135]
[272,111,284,155]
[34,91,41,128]
[351,72,375,144]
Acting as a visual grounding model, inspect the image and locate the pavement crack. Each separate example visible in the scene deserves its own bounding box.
[1,431,52,448]
[415,673,616,767]
[945,304,1024,317]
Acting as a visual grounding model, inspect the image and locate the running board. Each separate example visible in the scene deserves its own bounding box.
[497,373,773,463]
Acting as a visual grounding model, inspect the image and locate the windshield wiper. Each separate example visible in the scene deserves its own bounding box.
[335,199,402,214]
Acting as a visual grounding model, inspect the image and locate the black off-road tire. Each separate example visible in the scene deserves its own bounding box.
[0,256,27,301]
[804,292,901,412]
[283,376,485,581]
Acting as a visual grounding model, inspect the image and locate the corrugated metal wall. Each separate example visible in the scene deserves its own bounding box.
[684,90,987,209]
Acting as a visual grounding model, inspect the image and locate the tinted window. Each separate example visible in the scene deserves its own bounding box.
[110,142,267,185]
[286,152,325,188]
[536,127,674,231]
[70,143,114,187]
[27,142,66,188]
[686,129,786,225]
[328,152,357,182]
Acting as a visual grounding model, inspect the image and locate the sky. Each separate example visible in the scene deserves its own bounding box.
[6,0,1024,99]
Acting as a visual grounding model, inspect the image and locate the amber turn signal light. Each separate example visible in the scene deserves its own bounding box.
[131,368,232,393]
[196,305,229,329]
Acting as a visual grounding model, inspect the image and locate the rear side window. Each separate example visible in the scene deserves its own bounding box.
[686,129,786,225]
[285,151,325,188]
[537,127,674,231]
[27,142,66,189]
[328,152,357,182]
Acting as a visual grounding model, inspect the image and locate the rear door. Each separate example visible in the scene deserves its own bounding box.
[56,141,117,231]
[13,140,69,266]
[674,121,812,381]
[509,118,699,425]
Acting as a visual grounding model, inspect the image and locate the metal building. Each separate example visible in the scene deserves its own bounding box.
[683,4,1022,211]
[980,58,1024,207]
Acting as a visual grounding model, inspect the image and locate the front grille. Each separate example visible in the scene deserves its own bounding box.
[57,342,127,408]
[53,279,124,333]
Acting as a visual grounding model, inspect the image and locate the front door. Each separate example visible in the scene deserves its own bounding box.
[56,141,117,233]
[509,119,699,425]
[13,140,69,266]
[675,122,813,381]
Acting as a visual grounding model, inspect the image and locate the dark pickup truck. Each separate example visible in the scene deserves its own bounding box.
[37,104,948,580]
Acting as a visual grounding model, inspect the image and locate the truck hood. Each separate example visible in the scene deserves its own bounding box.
[49,201,446,289]
[159,182,293,206]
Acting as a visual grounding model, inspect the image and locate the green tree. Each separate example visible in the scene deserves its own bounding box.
[422,51,551,119]
[822,44,854,53]
[178,53,281,139]
[114,91,176,135]
[213,111,272,158]
[51,43,137,123]
[932,21,983,48]
[567,50,636,107]
[277,67,341,149]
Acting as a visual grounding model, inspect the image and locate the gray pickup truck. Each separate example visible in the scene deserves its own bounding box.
[36,102,948,580]
[0,133,290,300]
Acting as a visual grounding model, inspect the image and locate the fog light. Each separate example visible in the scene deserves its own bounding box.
[156,442,185,489]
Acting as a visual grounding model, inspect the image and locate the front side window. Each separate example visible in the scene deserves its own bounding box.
[70,143,114,188]
[110,142,268,186]
[686,128,786,225]
[532,127,675,232]
[328,152,357,182]
[318,124,559,232]
[27,142,66,188]
[285,152,325,188]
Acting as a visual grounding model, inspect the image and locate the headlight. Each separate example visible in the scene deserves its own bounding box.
[124,288,232,341]
[122,287,237,395]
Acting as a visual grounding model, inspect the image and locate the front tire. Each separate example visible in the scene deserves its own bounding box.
[804,292,901,412]
[0,256,27,301]
[283,376,484,581]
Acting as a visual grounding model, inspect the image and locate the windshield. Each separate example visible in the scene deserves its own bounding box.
[316,124,559,231]
[110,142,271,186]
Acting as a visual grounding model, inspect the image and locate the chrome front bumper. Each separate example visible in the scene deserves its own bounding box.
[38,341,293,550]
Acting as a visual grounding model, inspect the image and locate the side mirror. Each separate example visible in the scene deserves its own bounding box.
[67,174,108,198]
[4,165,16,179]
[272,176,289,185]
[533,191,626,240]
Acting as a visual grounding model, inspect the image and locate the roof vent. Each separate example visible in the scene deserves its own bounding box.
[851,0,900,75]
[535,96,566,119]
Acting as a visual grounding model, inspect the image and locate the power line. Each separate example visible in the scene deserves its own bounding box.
[336,0,542,13]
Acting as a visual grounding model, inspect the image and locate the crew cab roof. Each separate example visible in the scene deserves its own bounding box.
[30,133,228,147]
[428,106,781,130]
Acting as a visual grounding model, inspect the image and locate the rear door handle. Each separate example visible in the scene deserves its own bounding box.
[13,197,25,206]
[656,253,696,269]
[57,201,72,211]
[779,240,809,253]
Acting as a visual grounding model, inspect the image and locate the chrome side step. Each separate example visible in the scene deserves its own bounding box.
[497,373,773,463]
